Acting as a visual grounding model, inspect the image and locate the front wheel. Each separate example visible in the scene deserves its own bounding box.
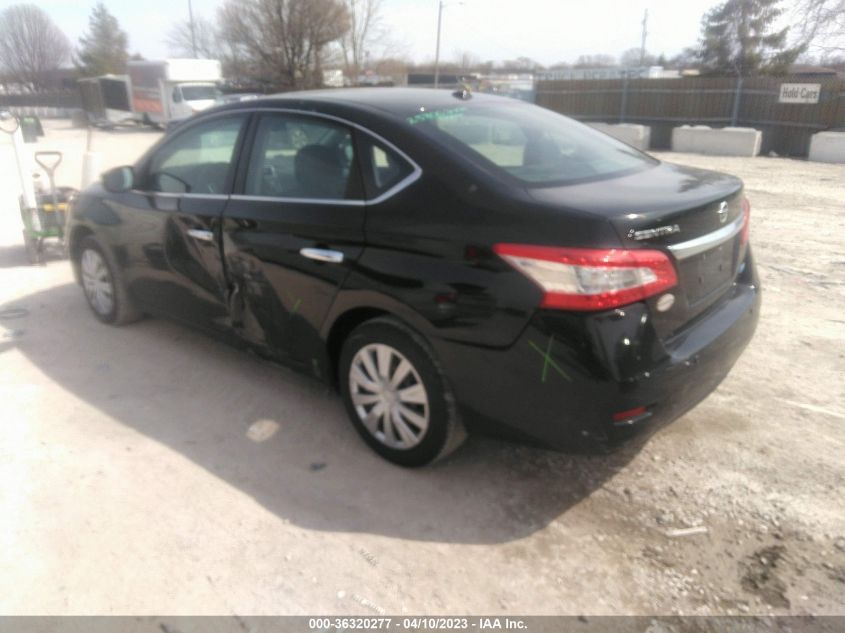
[339,317,466,467]
[78,236,141,325]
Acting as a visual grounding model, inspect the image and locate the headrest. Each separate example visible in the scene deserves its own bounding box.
[294,144,344,197]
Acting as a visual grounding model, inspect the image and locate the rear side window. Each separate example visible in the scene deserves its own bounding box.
[145,115,245,194]
[408,103,656,186]
[245,114,361,200]
[359,136,414,198]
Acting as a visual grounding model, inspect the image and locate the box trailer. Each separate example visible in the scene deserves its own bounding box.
[126,59,222,126]
[78,75,133,127]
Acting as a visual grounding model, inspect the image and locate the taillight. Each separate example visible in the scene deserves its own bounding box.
[494,244,678,311]
[613,406,649,423]
[740,197,751,245]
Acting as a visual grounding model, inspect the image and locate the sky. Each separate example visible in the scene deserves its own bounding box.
[15,0,729,66]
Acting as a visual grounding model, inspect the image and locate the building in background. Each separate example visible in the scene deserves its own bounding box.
[536,66,672,81]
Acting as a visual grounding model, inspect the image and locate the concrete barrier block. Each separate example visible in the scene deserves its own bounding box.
[671,125,762,157]
[808,131,845,164]
[588,123,651,150]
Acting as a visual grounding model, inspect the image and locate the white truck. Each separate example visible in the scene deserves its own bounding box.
[126,59,222,126]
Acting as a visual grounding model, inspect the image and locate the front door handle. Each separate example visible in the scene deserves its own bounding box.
[187,229,214,242]
[299,248,344,264]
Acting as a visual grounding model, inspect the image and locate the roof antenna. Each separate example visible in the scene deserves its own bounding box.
[452,83,472,100]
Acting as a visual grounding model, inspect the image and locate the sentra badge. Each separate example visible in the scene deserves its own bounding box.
[627,224,681,240]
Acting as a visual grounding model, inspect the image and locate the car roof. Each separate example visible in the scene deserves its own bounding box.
[222,87,515,118]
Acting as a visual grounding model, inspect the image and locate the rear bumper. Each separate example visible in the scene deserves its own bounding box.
[432,251,761,450]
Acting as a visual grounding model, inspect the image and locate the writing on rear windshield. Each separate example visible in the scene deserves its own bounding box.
[406,107,466,125]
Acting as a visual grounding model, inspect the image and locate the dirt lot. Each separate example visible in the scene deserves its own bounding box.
[0,120,843,615]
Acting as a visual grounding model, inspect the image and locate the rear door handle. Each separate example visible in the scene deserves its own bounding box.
[299,248,344,264]
[187,229,214,242]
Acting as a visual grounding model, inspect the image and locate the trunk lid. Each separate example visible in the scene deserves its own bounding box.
[528,161,746,336]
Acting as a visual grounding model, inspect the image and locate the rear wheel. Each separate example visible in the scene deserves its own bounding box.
[339,317,466,466]
[78,236,141,325]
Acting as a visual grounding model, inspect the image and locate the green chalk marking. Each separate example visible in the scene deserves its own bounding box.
[283,290,302,318]
[406,107,466,126]
[528,336,571,382]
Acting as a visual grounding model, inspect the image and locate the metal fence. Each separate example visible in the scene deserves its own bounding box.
[535,75,845,157]
[0,90,81,119]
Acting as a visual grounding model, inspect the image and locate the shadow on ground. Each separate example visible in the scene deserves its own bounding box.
[1,282,650,545]
[0,243,66,268]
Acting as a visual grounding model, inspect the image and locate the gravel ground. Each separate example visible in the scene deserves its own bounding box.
[0,121,842,615]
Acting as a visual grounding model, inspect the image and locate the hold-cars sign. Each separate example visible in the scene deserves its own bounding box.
[778,83,821,104]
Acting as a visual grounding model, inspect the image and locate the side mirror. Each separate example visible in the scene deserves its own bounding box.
[172,88,182,103]
[102,166,134,193]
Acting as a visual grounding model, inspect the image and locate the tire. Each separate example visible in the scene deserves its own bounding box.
[78,236,142,325]
[339,317,467,467]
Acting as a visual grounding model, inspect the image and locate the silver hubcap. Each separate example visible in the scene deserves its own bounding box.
[349,343,430,450]
[81,248,114,316]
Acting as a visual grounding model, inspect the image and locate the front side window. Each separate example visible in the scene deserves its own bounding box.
[407,102,656,186]
[245,114,360,200]
[145,115,245,194]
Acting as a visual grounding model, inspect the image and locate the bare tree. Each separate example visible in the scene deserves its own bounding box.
[667,47,699,69]
[500,57,542,71]
[820,52,845,67]
[0,4,71,91]
[573,54,617,68]
[339,0,383,76]
[620,47,657,67]
[165,15,221,59]
[218,0,350,89]
[793,0,845,53]
[453,50,479,71]
[372,55,409,76]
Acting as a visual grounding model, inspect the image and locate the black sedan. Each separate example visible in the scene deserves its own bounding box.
[66,88,760,466]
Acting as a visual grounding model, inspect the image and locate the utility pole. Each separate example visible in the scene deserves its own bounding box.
[432,1,463,88]
[639,8,648,66]
[434,1,444,88]
[188,0,198,58]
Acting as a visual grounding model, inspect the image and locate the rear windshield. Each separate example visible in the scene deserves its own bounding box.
[406,102,656,186]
